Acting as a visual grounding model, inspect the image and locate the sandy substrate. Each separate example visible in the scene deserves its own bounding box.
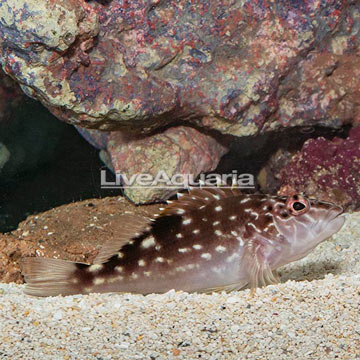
[0,213,359,360]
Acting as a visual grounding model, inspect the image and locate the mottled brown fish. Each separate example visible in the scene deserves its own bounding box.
[20,188,345,297]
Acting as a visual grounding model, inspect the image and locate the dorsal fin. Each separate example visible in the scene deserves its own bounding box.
[159,187,242,217]
[93,214,151,264]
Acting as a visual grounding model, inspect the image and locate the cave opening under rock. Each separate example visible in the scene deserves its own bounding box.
[0,98,351,233]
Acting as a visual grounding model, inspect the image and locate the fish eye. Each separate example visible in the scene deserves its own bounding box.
[285,195,309,215]
[293,202,306,211]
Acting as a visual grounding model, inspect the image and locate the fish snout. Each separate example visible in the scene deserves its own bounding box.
[328,204,344,221]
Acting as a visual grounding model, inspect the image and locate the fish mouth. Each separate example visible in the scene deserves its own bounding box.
[328,205,344,222]
[324,205,346,235]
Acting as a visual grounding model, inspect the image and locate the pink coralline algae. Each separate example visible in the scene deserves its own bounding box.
[0,0,357,136]
[278,127,360,211]
[107,126,227,203]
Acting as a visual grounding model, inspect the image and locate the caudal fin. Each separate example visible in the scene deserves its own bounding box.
[20,257,84,297]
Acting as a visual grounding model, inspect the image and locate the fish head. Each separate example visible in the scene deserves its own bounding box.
[271,194,345,263]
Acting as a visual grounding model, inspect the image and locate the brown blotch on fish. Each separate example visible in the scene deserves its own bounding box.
[20,189,345,297]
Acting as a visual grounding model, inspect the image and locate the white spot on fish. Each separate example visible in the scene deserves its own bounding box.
[215,229,223,236]
[178,248,191,253]
[131,273,139,280]
[155,245,162,251]
[141,236,156,248]
[187,264,196,270]
[193,229,200,234]
[138,259,146,267]
[201,253,212,260]
[231,230,238,236]
[212,266,224,274]
[199,205,206,210]
[93,277,106,285]
[193,244,203,250]
[115,266,123,273]
[215,205,222,212]
[229,215,237,221]
[226,252,240,262]
[108,275,123,283]
[144,271,151,277]
[117,252,124,258]
[202,218,208,222]
[176,266,186,272]
[237,236,244,246]
[248,222,262,233]
[215,245,227,253]
[176,233,183,239]
[177,209,185,215]
[155,257,165,263]
[213,194,221,200]
[240,198,251,204]
[213,221,220,226]
[183,218,192,225]
[88,264,103,272]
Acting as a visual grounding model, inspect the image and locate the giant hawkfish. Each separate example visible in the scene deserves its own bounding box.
[20,188,345,297]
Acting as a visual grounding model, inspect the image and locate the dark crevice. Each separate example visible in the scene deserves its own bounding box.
[0,99,122,233]
[214,124,351,191]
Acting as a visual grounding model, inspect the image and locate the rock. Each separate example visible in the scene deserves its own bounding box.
[75,125,227,203]
[107,126,228,203]
[266,49,360,131]
[0,0,357,134]
[75,127,109,150]
[276,126,360,210]
[0,197,160,283]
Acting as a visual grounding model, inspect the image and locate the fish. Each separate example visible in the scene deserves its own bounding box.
[20,188,345,297]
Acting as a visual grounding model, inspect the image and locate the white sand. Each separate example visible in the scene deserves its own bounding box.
[1,213,359,360]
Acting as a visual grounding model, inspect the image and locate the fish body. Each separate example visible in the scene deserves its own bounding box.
[21,188,345,297]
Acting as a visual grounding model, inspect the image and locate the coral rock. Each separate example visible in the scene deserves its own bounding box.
[278,126,360,210]
[0,0,357,134]
[107,126,228,203]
